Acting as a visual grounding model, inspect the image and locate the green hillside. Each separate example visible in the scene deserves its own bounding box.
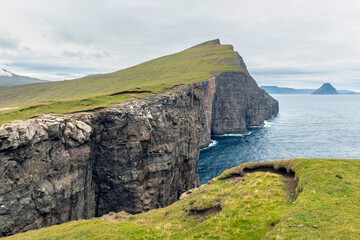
[5,159,360,240]
[0,39,243,125]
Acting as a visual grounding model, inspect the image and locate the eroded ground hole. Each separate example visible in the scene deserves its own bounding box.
[224,165,298,197]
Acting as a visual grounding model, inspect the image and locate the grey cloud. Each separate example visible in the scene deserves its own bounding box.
[251,68,327,76]
[8,62,97,74]
[1,0,360,90]
[52,30,100,46]
[63,50,85,58]
[92,51,111,59]
[62,50,111,59]
[0,34,18,50]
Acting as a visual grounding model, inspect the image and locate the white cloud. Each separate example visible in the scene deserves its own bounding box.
[0,0,359,89]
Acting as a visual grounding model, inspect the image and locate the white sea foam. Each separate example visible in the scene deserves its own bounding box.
[248,120,272,128]
[215,132,251,137]
[264,120,272,127]
[201,140,218,150]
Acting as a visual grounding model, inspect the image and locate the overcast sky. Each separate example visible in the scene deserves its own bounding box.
[1,0,360,90]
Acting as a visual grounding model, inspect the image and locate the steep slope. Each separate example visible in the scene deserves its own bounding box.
[4,159,360,240]
[0,39,248,125]
[0,39,243,109]
[0,68,48,86]
[311,83,338,95]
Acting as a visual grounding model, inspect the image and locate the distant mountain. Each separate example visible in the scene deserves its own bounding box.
[0,68,48,86]
[261,85,359,95]
[261,86,315,94]
[311,83,338,95]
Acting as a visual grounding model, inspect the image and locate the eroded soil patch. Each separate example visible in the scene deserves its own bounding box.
[225,165,298,197]
[188,204,222,219]
[110,90,153,96]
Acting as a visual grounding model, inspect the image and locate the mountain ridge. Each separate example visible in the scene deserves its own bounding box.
[0,68,48,86]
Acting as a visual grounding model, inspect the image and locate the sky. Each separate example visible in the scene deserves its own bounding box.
[1,0,360,90]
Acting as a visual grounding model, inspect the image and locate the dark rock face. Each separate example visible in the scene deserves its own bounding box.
[200,72,278,144]
[0,117,95,236]
[91,86,202,215]
[212,71,278,135]
[0,71,278,237]
[200,77,216,148]
[0,85,203,236]
[311,83,338,95]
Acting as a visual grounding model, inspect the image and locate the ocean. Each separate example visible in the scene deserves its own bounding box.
[198,94,360,184]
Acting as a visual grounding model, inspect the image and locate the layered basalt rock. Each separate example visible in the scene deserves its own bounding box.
[0,85,204,236]
[0,116,95,236]
[0,64,278,237]
[91,86,203,216]
[200,71,278,145]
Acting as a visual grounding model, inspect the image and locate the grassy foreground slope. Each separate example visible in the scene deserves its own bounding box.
[0,39,243,125]
[5,159,360,240]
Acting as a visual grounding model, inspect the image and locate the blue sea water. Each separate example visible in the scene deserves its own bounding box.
[198,94,360,184]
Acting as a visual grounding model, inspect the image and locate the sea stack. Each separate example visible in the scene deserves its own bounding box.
[311,83,338,95]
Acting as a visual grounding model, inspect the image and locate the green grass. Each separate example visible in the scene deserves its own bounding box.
[5,159,360,239]
[0,39,243,125]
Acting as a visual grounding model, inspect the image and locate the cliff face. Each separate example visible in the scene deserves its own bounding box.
[200,71,278,145]
[0,72,278,236]
[0,116,95,236]
[90,86,202,216]
[0,85,204,236]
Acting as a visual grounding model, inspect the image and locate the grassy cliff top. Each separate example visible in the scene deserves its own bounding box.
[0,39,243,125]
[5,158,360,239]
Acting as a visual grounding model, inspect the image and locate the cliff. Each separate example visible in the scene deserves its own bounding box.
[0,76,277,236]
[200,71,278,147]
[0,50,278,237]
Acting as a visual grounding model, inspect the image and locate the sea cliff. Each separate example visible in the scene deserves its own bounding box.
[0,66,278,237]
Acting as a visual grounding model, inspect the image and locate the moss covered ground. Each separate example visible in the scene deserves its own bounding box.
[5,159,360,240]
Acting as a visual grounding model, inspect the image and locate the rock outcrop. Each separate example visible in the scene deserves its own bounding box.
[0,67,278,237]
[0,115,95,236]
[311,83,338,95]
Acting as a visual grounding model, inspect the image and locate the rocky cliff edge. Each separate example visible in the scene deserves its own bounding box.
[0,65,278,237]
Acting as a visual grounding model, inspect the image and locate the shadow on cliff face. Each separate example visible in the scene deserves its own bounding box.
[221,164,298,198]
